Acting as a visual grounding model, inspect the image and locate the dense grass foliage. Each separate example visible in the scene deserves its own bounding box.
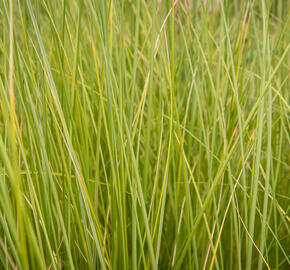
[0,0,289,269]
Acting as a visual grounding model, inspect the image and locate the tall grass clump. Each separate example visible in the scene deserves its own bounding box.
[0,0,289,269]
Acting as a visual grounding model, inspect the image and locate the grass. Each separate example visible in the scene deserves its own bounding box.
[0,0,289,269]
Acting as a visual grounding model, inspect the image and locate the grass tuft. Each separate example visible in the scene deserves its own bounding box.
[0,0,289,269]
